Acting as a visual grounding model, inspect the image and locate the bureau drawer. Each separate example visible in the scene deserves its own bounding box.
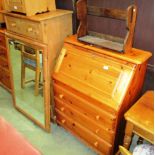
[0,67,11,89]
[56,110,112,155]
[55,97,115,144]
[0,33,6,47]
[54,83,117,131]
[5,15,43,42]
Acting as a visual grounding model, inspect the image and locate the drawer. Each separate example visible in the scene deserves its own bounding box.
[5,15,43,42]
[0,57,9,69]
[55,97,115,144]
[0,67,11,89]
[0,47,7,59]
[56,110,112,155]
[53,83,117,131]
[7,0,26,13]
[0,33,6,47]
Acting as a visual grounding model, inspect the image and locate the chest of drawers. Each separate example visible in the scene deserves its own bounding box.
[0,29,12,91]
[4,0,55,16]
[53,35,152,154]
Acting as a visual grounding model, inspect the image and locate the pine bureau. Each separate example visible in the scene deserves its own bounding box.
[52,35,152,154]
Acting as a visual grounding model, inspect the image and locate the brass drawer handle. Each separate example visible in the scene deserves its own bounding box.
[60,107,65,112]
[96,115,100,120]
[27,27,33,32]
[95,129,100,134]
[61,119,66,124]
[11,23,16,27]
[94,141,99,147]
[59,94,64,99]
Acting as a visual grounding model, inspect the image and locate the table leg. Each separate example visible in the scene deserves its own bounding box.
[123,121,134,149]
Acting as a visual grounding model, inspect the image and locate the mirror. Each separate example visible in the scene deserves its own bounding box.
[6,36,50,132]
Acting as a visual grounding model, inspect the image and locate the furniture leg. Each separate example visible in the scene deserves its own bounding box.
[34,68,40,96]
[123,122,134,149]
[21,64,25,89]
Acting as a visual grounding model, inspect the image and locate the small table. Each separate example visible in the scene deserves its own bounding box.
[123,91,154,149]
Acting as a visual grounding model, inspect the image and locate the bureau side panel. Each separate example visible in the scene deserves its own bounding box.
[114,61,148,153]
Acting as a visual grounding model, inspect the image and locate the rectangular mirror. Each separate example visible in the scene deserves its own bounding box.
[6,35,50,132]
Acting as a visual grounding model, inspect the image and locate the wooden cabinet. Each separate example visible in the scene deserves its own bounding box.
[4,10,73,73]
[4,10,72,131]
[0,29,11,91]
[4,0,56,16]
[53,35,152,154]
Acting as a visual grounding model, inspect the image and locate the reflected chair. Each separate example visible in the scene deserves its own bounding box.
[21,45,43,96]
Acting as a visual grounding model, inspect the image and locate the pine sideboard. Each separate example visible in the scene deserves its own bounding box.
[53,35,152,154]
[0,29,11,92]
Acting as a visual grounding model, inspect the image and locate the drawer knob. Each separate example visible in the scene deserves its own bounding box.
[61,119,66,124]
[59,94,64,99]
[27,27,33,32]
[60,107,65,112]
[95,129,100,134]
[96,115,100,120]
[94,141,99,147]
[11,23,16,27]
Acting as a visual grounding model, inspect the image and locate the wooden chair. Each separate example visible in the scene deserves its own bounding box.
[76,0,137,53]
[21,45,43,96]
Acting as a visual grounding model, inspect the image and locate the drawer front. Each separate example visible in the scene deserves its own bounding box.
[0,47,7,59]
[0,57,9,69]
[0,67,11,89]
[0,33,6,47]
[5,16,43,42]
[56,110,112,155]
[55,97,115,144]
[8,0,26,13]
[5,16,21,34]
[54,83,116,131]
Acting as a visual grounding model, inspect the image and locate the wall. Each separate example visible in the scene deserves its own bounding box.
[56,0,154,91]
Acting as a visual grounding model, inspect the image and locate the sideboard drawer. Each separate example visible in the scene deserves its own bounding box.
[0,57,9,69]
[0,47,7,59]
[5,15,43,42]
[54,83,117,131]
[55,97,115,144]
[0,67,11,89]
[5,16,21,34]
[0,33,6,47]
[56,110,112,155]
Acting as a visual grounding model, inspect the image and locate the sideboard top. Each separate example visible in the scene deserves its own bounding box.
[1,9,73,22]
[64,35,152,65]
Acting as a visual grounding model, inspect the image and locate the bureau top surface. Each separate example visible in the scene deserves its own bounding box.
[64,35,152,65]
[2,9,72,21]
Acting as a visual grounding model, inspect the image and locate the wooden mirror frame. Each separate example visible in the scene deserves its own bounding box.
[5,31,51,132]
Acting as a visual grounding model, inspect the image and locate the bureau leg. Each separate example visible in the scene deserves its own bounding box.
[123,121,134,149]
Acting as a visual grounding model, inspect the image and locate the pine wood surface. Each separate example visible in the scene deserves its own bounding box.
[3,0,56,16]
[53,35,152,154]
[123,90,154,148]
[0,29,11,91]
[64,35,152,64]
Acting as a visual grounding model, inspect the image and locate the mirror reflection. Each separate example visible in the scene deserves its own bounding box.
[9,39,45,125]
